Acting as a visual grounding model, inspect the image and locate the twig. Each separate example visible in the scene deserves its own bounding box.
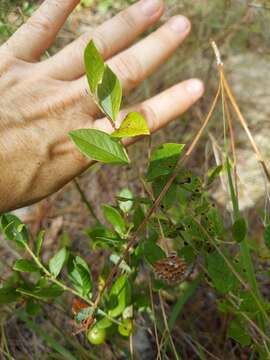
[224,95,238,197]
[211,40,270,183]
[89,85,221,317]
[23,242,119,326]
[148,279,162,360]
[158,292,181,360]
[73,178,100,223]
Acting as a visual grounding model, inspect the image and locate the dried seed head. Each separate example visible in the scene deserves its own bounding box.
[153,252,187,285]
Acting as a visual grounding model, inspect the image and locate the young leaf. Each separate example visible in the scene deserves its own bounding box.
[146,143,185,181]
[86,225,122,250]
[207,250,238,294]
[97,65,122,121]
[69,129,130,165]
[36,230,45,257]
[0,286,20,304]
[26,299,41,317]
[144,241,166,266]
[232,218,247,243]
[102,204,126,236]
[68,256,92,297]
[263,224,270,249]
[0,214,29,248]
[118,188,133,213]
[111,112,150,138]
[84,40,105,94]
[17,284,63,300]
[49,247,68,277]
[108,274,130,318]
[152,175,177,209]
[207,165,223,185]
[13,259,39,273]
[228,319,251,347]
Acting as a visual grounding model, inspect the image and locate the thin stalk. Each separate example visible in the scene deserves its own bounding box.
[224,97,238,197]
[159,292,181,360]
[186,211,270,330]
[221,70,270,183]
[212,40,267,334]
[90,85,221,316]
[73,178,100,223]
[148,279,162,360]
[23,242,120,326]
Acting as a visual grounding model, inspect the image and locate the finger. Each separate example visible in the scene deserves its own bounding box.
[42,0,164,80]
[4,0,80,61]
[74,15,191,94]
[93,79,205,135]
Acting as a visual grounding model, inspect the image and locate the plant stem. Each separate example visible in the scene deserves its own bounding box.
[23,242,119,325]
[90,85,221,316]
[73,178,100,223]
[159,292,181,360]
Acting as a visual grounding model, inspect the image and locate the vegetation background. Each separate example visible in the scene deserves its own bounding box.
[0,0,270,359]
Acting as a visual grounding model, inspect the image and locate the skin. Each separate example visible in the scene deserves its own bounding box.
[0,0,204,213]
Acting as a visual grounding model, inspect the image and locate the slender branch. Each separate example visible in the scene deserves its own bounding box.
[224,95,238,197]
[158,292,181,360]
[148,279,162,360]
[90,85,221,317]
[73,178,100,223]
[221,69,270,183]
[23,242,120,325]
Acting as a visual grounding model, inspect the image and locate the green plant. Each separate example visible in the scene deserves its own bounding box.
[1,39,270,359]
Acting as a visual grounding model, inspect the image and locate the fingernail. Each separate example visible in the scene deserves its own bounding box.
[186,79,204,96]
[141,0,162,16]
[168,15,190,33]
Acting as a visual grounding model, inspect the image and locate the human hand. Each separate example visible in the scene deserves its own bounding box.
[0,0,204,213]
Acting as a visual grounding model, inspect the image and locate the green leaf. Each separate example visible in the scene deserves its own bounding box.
[108,274,130,318]
[84,40,105,94]
[26,299,41,317]
[0,286,20,304]
[144,241,166,266]
[228,319,251,347]
[17,284,63,300]
[13,259,39,273]
[207,250,238,294]
[201,208,225,238]
[49,247,68,277]
[207,165,223,185]
[152,175,177,209]
[97,65,122,121]
[112,112,150,138]
[232,218,247,243]
[35,230,45,257]
[68,256,92,297]
[86,225,122,250]
[0,213,29,248]
[69,128,130,165]
[118,188,133,213]
[263,224,270,249]
[102,204,126,236]
[146,143,185,181]
[96,317,112,329]
[239,291,261,314]
[133,205,145,231]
